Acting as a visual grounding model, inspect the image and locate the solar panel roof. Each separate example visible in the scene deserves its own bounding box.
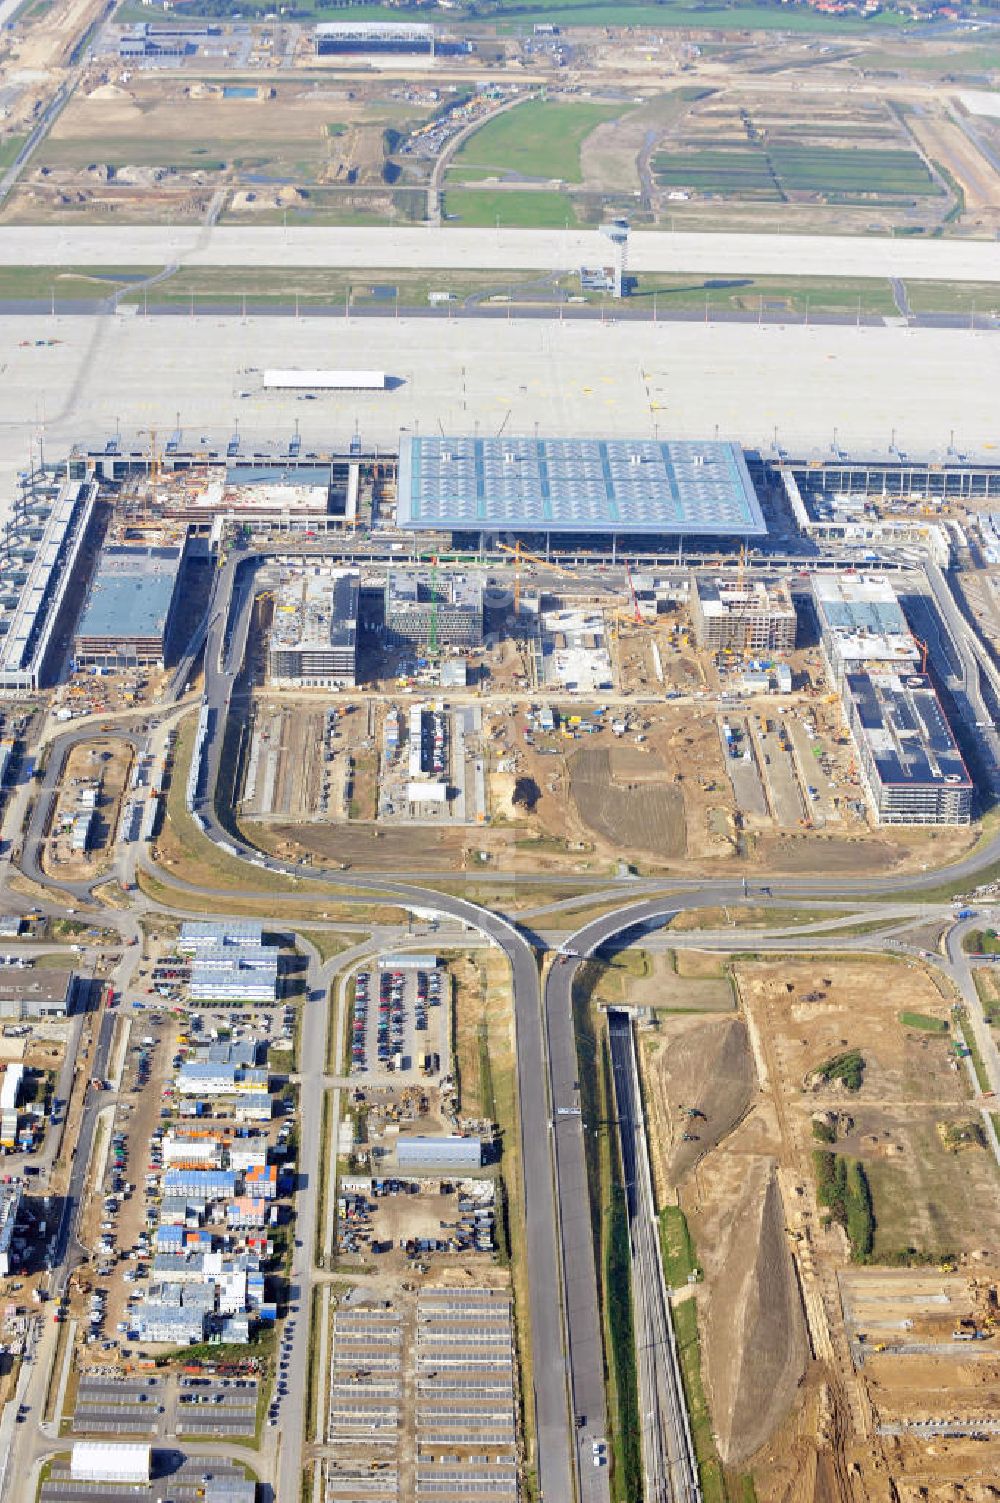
[396,436,766,537]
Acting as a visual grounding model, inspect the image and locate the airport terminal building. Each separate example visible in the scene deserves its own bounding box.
[396,435,767,549]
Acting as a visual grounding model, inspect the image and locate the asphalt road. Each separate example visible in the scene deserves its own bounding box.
[196,554,579,1503]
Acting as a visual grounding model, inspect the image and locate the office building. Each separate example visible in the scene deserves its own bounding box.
[0,967,75,1019]
[384,571,483,649]
[0,1182,21,1276]
[843,671,973,825]
[0,479,97,694]
[690,576,797,654]
[268,569,358,687]
[812,574,920,683]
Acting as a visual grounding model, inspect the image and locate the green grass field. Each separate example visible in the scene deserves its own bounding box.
[442,187,579,227]
[113,0,913,29]
[0,136,27,174]
[451,97,621,183]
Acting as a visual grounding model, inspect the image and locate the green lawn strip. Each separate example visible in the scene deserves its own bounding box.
[658,1205,700,1287]
[600,1038,642,1503]
[954,1007,991,1093]
[898,1011,949,1033]
[0,265,154,300]
[442,188,579,228]
[671,1299,726,1503]
[0,136,28,173]
[452,97,620,182]
[972,972,1000,1026]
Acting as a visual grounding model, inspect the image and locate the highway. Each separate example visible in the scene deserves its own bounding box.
[193,550,581,1503]
[607,1010,699,1503]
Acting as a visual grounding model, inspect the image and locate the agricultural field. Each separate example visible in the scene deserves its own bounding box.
[652,144,939,199]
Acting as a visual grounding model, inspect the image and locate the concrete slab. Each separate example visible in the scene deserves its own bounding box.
[2,226,1000,281]
[0,311,995,532]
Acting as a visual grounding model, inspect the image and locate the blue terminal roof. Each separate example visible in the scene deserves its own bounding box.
[845,672,972,791]
[396,436,766,536]
[75,546,182,641]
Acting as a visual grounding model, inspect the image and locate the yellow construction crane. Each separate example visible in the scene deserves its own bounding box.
[496,540,578,613]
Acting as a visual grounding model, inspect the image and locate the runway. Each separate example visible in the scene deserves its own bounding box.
[1,225,1000,281]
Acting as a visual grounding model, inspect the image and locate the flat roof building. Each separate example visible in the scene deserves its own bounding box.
[269,569,358,687]
[396,436,766,540]
[396,1134,483,1169]
[812,574,920,683]
[70,1443,151,1484]
[0,966,75,1019]
[843,671,972,826]
[690,576,797,654]
[384,570,483,649]
[0,1182,21,1276]
[73,544,185,668]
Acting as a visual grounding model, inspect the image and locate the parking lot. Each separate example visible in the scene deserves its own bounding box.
[177,1375,259,1437]
[71,1375,164,1434]
[41,1457,252,1503]
[754,718,805,827]
[351,963,449,1080]
[325,1285,517,1503]
[336,1176,496,1262]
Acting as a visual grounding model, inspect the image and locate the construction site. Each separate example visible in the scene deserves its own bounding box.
[628,948,1000,1502]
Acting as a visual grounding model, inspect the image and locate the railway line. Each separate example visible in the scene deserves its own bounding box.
[607,1009,700,1503]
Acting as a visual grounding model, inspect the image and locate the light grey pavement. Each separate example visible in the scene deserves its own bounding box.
[3,226,1000,281]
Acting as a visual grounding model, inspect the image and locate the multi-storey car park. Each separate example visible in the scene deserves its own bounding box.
[811,573,922,684]
[73,544,186,670]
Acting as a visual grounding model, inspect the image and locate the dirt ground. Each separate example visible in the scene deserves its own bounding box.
[43,738,133,883]
[629,948,1000,1499]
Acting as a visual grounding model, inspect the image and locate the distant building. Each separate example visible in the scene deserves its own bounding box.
[384,571,484,650]
[690,576,797,654]
[843,671,973,826]
[268,570,358,687]
[315,20,435,53]
[73,544,185,669]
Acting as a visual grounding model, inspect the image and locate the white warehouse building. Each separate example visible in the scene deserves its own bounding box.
[70,1442,151,1483]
